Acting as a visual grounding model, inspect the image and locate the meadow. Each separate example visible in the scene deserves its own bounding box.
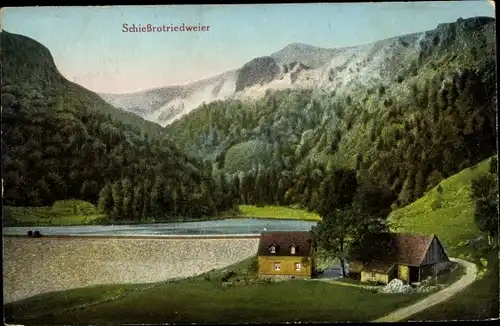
[389,157,499,321]
[4,256,424,324]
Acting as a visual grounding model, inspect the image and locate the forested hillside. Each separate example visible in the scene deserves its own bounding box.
[164,17,497,209]
[1,31,234,219]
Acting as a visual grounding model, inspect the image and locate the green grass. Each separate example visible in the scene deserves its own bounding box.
[407,251,499,321]
[236,205,321,221]
[4,202,319,227]
[4,256,425,325]
[435,262,466,287]
[388,155,499,320]
[389,157,492,256]
[3,200,108,226]
[4,158,497,323]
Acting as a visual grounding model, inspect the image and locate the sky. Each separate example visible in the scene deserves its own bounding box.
[1,2,496,94]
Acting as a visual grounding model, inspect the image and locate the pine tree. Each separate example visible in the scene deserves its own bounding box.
[150,176,166,218]
[111,180,124,219]
[316,168,358,216]
[98,183,113,214]
[142,179,152,219]
[255,165,267,206]
[133,184,144,220]
[121,178,134,219]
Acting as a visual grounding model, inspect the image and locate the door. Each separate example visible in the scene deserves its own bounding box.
[398,265,409,283]
[409,266,420,283]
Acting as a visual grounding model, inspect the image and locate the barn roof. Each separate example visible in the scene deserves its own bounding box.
[349,232,438,267]
[258,231,313,257]
[361,260,396,274]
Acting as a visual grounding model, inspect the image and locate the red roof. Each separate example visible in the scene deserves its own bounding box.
[350,232,440,267]
[258,231,313,257]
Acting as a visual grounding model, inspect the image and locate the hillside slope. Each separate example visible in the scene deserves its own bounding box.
[389,155,499,321]
[1,31,233,219]
[98,17,495,127]
[97,42,340,125]
[388,156,494,254]
[163,16,496,209]
[1,30,163,137]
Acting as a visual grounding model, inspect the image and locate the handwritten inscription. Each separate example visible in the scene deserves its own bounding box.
[122,23,210,33]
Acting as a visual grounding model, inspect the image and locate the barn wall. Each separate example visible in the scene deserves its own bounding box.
[360,270,390,284]
[420,261,451,280]
[422,237,449,265]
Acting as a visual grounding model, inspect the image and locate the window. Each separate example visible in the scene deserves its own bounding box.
[273,262,281,271]
[290,246,296,255]
[295,263,301,271]
[269,245,276,254]
[371,272,376,278]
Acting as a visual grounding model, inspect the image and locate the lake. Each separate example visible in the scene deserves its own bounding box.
[2,218,318,236]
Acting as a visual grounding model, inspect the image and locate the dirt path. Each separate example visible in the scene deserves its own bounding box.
[372,258,478,322]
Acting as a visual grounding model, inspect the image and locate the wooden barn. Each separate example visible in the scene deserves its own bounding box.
[258,231,316,278]
[348,233,450,284]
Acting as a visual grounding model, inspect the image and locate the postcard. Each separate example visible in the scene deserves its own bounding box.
[1,2,498,324]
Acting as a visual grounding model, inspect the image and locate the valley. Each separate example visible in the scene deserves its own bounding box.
[1,6,497,324]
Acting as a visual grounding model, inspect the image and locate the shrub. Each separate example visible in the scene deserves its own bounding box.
[427,170,444,190]
[489,157,497,174]
[221,270,236,283]
[431,198,442,211]
[249,259,259,272]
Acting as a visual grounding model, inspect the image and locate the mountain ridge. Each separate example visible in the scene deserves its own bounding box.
[1,30,234,219]
[97,16,495,126]
[162,15,496,209]
[1,30,164,137]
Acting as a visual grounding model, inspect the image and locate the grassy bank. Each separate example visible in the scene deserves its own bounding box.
[234,205,321,221]
[4,256,424,324]
[3,201,108,227]
[389,156,499,320]
[4,203,320,227]
[388,158,491,256]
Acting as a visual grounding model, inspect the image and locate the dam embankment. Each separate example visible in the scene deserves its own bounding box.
[3,235,260,303]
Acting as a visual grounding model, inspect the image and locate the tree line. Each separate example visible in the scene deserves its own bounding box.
[470,157,499,246]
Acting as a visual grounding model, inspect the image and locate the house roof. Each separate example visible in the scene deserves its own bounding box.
[361,260,396,274]
[349,232,437,267]
[258,231,313,257]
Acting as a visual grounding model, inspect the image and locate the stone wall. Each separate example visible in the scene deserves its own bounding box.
[3,236,259,303]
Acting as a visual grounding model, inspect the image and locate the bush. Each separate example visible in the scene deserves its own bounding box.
[221,270,236,283]
[431,198,442,211]
[249,259,259,272]
[262,277,274,284]
[489,157,497,174]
